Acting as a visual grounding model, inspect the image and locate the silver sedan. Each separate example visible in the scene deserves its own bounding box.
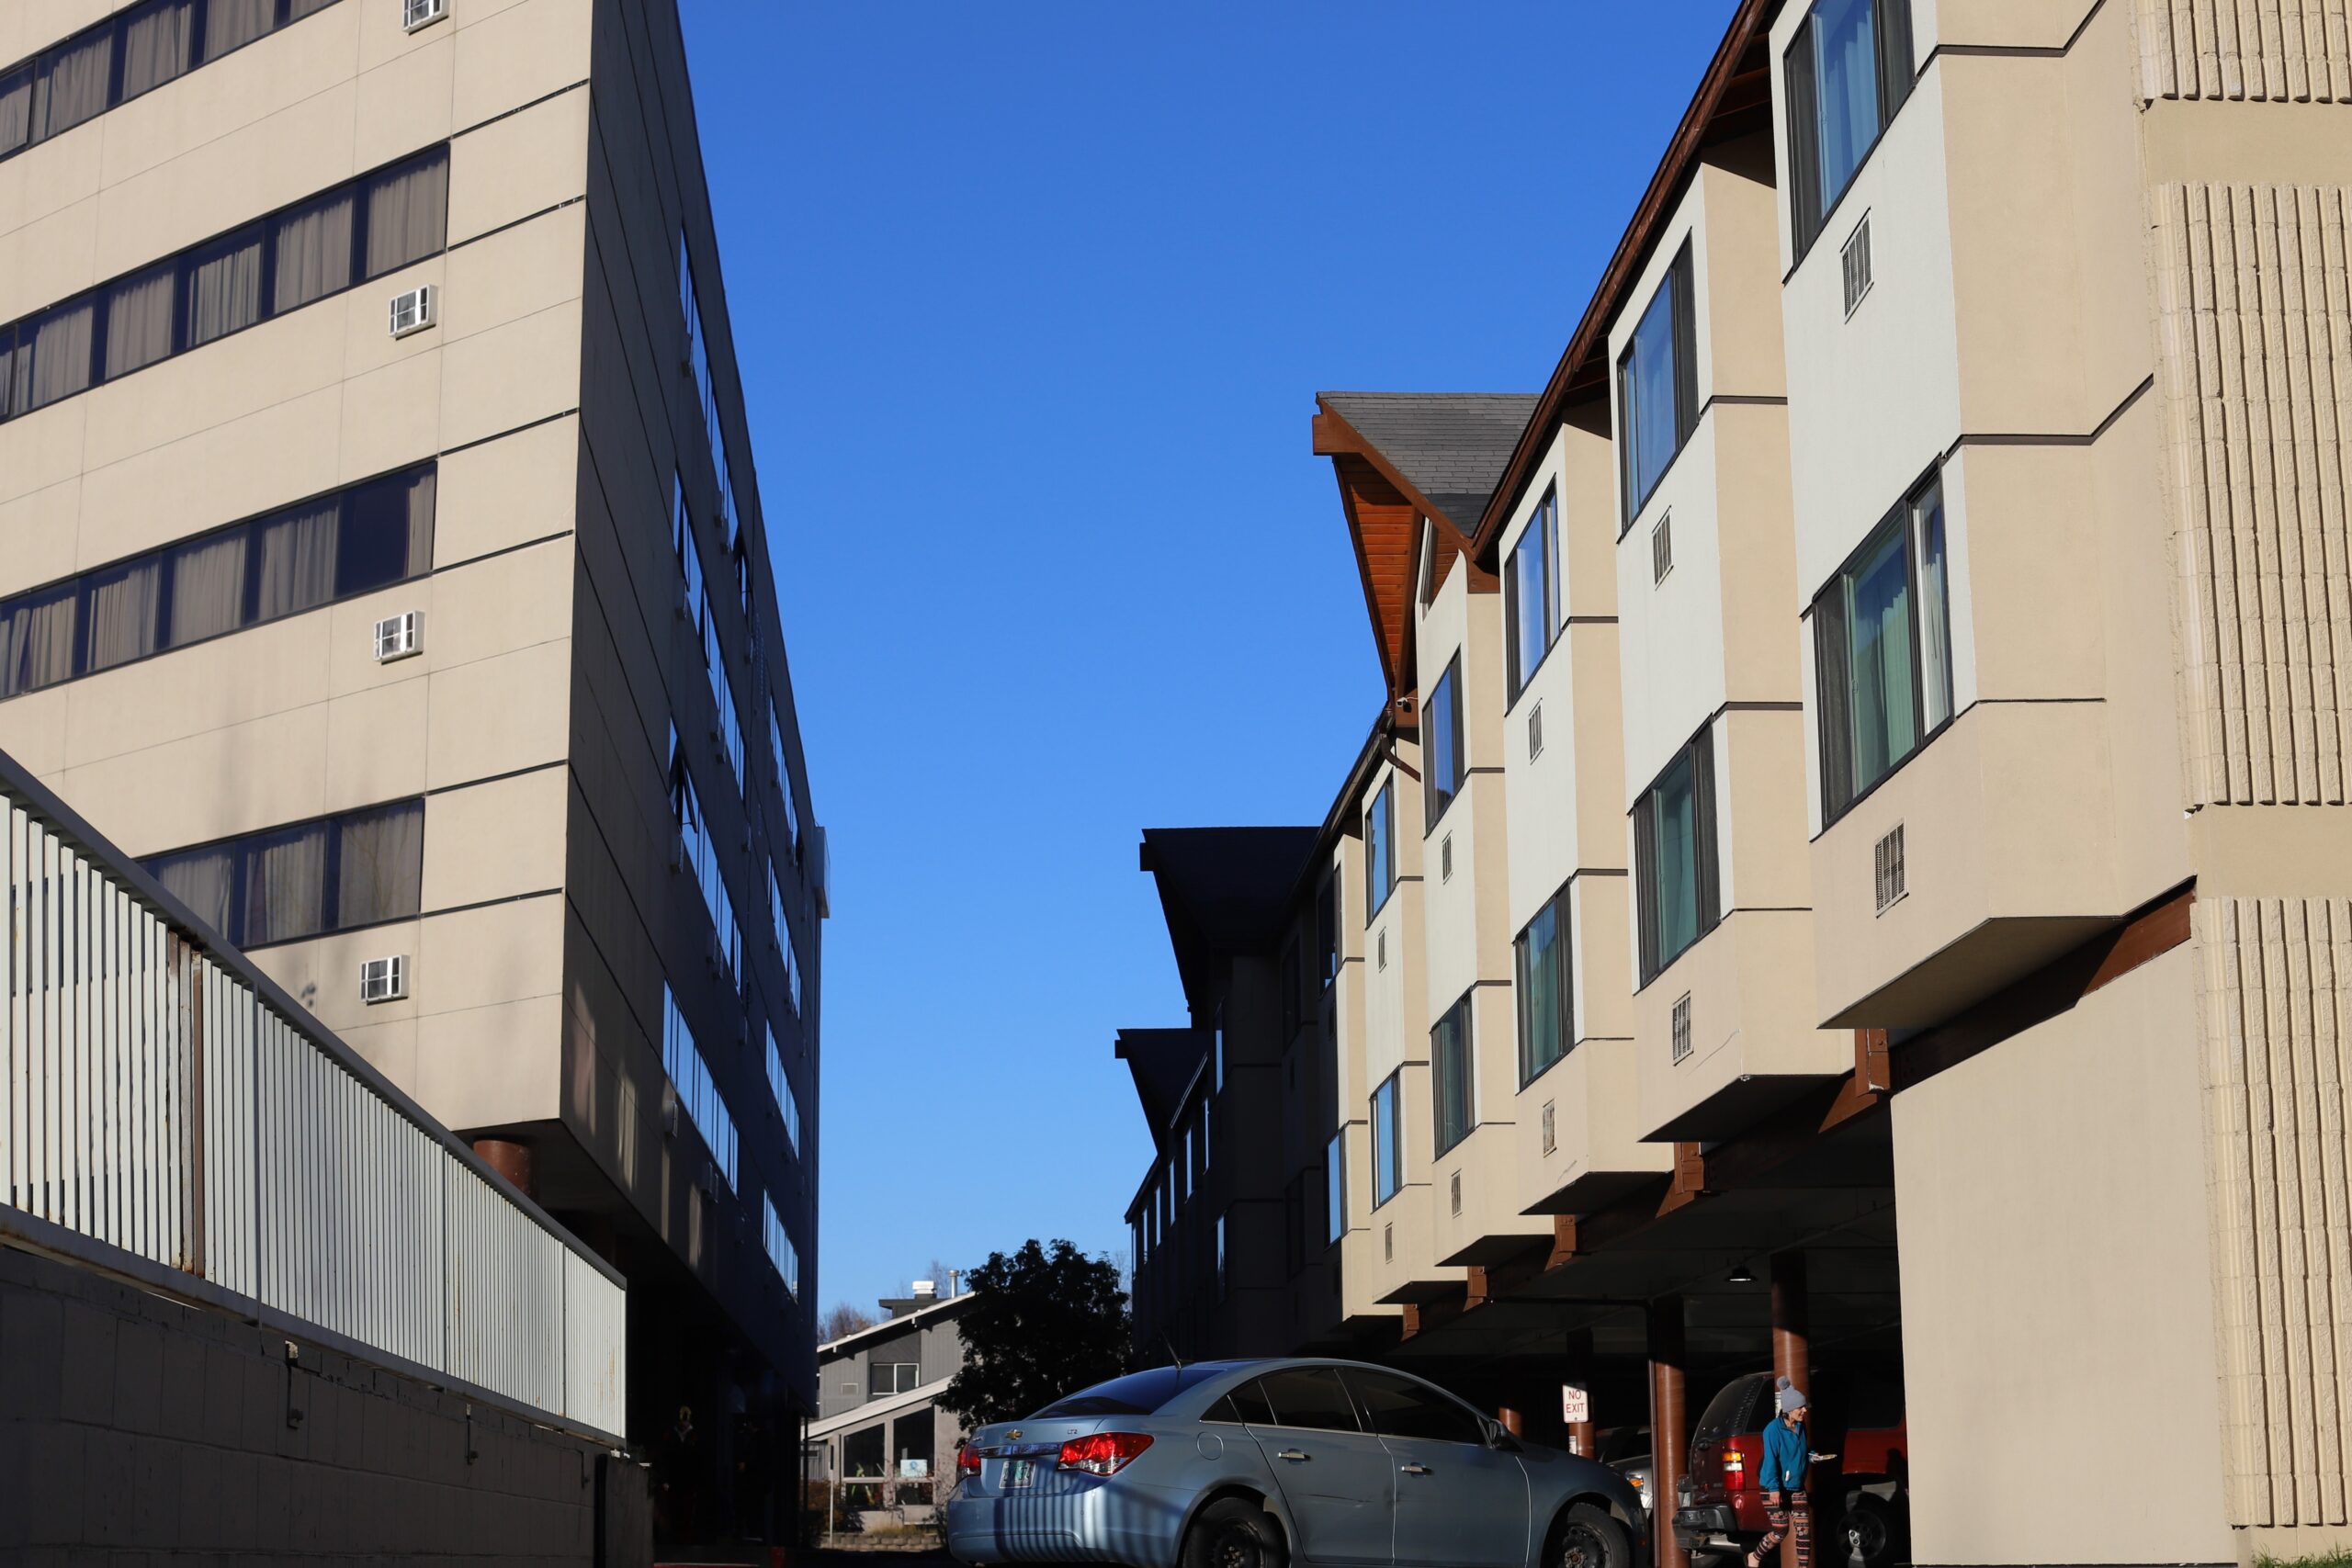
[944,1357,1646,1568]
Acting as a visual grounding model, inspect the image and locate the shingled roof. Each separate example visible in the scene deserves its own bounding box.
[1317,392,1540,533]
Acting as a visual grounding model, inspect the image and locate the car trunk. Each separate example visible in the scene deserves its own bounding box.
[1686,1374,1768,1509]
[959,1417,1114,1499]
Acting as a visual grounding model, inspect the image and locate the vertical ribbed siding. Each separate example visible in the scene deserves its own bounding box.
[2140,0,2352,102]
[2196,897,2352,1528]
[2154,183,2352,806]
[444,1159,565,1415]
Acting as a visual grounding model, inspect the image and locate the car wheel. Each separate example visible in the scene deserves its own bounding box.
[1841,1494,1898,1568]
[1182,1497,1287,1568]
[1555,1503,1632,1568]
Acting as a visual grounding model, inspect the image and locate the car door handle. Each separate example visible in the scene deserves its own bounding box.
[1276,1450,1310,1462]
[1400,1463,1432,1476]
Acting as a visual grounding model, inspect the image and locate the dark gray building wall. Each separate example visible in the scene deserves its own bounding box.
[0,1243,644,1565]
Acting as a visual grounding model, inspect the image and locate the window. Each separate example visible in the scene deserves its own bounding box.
[679,231,749,588]
[669,732,745,991]
[1423,655,1464,830]
[771,865,802,1017]
[867,1362,920,1399]
[1372,1072,1402,1207]
[0,0,351,164]
[662,985,738,1190]
[767,1026,800,1158]
[763,1196,799,1298]
[1784,0,1916,257]
[769,705,803,863]
[1431,993,1473,1156]
[1216,1211,1228,1300]
[1617,243,1699,525]
[1248,1368,1363,1433]
[143,798,422,951]
[1344,1369,1486,1446]
[1813,469,1953,821]
[1633,726,1720,985]
[1316,875,1338,986]
[1364,780,1396,919]
[1505,489,1561,704]
[0,146,446,425]
[1515,883,1574,1084]
[1325,1131,1346,1244]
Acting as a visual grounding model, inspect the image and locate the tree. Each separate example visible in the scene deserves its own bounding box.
[936,1239,1128,1428]
[821,1301,878,1342]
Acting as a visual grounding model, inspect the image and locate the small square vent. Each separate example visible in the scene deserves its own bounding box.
[1528,701,1544,761]
[1449,1171,1463,1217]
[1440,834,1453,883]
[403,0,449,31]
[1670,993,1692,1063]
[359,955,408,1004]
[388,284,436,338]
[1541,1101,1556,1156]
[1652,513,1673,584]
[373,611,422,663]
[1842,214,1873,318]
[1874,823,1906,913]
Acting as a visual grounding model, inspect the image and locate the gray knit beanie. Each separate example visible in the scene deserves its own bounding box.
[1775,1376,1806,1416]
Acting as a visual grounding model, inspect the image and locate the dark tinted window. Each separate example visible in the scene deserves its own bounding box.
[1205,1379,1278,1427]
[1597,1427,1649,1466]
[1254,1368,1363,1433]
[1694,1374,1770,1445]
[1344,1370,1485,1446]
[1029,1364,1225,1419]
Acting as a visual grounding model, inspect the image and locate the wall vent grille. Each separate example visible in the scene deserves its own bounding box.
[1670,993,1692,1063]
[1449,1171,1462,1216]
[388,284,436,338]
[1440,834,1453,882]
[1842,213,1874,317]
[1528,700,1544,760]
[373,611,422,663]
[1541,1101,1556,1156]
[1652,513,1673,583]
[359,954,408,1004]
[1875,823,1906,913]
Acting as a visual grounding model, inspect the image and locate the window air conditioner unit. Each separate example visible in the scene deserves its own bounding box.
[673,581,693,621]
[388,284,436,338]
[662,1091,680,1137]
[373,611,423,663]
[360,955,409,1004]
[403,0,450,32]
[705,931,724,976]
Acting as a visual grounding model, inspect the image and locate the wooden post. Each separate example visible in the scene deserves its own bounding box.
[1648,1295,1690,1568]
[1771,1252,1812,1568]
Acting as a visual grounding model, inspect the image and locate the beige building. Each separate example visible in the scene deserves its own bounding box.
[1124,2,2352,1565]
[0,0,822,1541]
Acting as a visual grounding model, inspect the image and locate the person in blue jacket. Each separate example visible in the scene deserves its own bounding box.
[1748,1377,1830,1568]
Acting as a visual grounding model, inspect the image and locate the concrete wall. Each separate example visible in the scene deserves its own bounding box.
[0,1240,645,1564]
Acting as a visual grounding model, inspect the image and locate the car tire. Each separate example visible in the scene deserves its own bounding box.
[1182,1496,1287,1568]
[1839,1493,1899,1568]
[1554,1502,1633,1568]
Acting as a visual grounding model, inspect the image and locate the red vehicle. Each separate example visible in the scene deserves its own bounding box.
[1671,1369,1907,1568]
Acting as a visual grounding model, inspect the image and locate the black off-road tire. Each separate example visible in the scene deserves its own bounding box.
[1182,1496,1288,1568]
[1555,1501,1633,1568]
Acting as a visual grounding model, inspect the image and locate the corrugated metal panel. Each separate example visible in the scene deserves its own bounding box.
[0,777,623,1437]
[2195,897,2352,1528]
[2140,0,2352,102]
[2155,183,2352,807]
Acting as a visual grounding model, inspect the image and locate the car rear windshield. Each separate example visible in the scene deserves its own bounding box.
[1029,1365,1227,1418]
[1694,1374,1768,1445]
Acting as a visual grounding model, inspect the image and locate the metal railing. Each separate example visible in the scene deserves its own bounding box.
[0,749,625,1440]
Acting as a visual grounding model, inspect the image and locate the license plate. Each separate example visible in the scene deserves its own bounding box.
[1004,1458,1036,1490]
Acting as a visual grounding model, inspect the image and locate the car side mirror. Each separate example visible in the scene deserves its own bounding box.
[1483,1418,1521,1451]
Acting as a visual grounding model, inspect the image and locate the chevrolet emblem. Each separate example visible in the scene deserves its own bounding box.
[1006,1428,1022,1439]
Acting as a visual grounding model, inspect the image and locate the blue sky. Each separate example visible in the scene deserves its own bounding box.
[676,3,1739,1320]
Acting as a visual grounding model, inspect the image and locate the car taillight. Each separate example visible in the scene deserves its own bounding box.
[957,1446,981,1476]
[1057,1432,1153,1476]
[1723,1441,1747,1489]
